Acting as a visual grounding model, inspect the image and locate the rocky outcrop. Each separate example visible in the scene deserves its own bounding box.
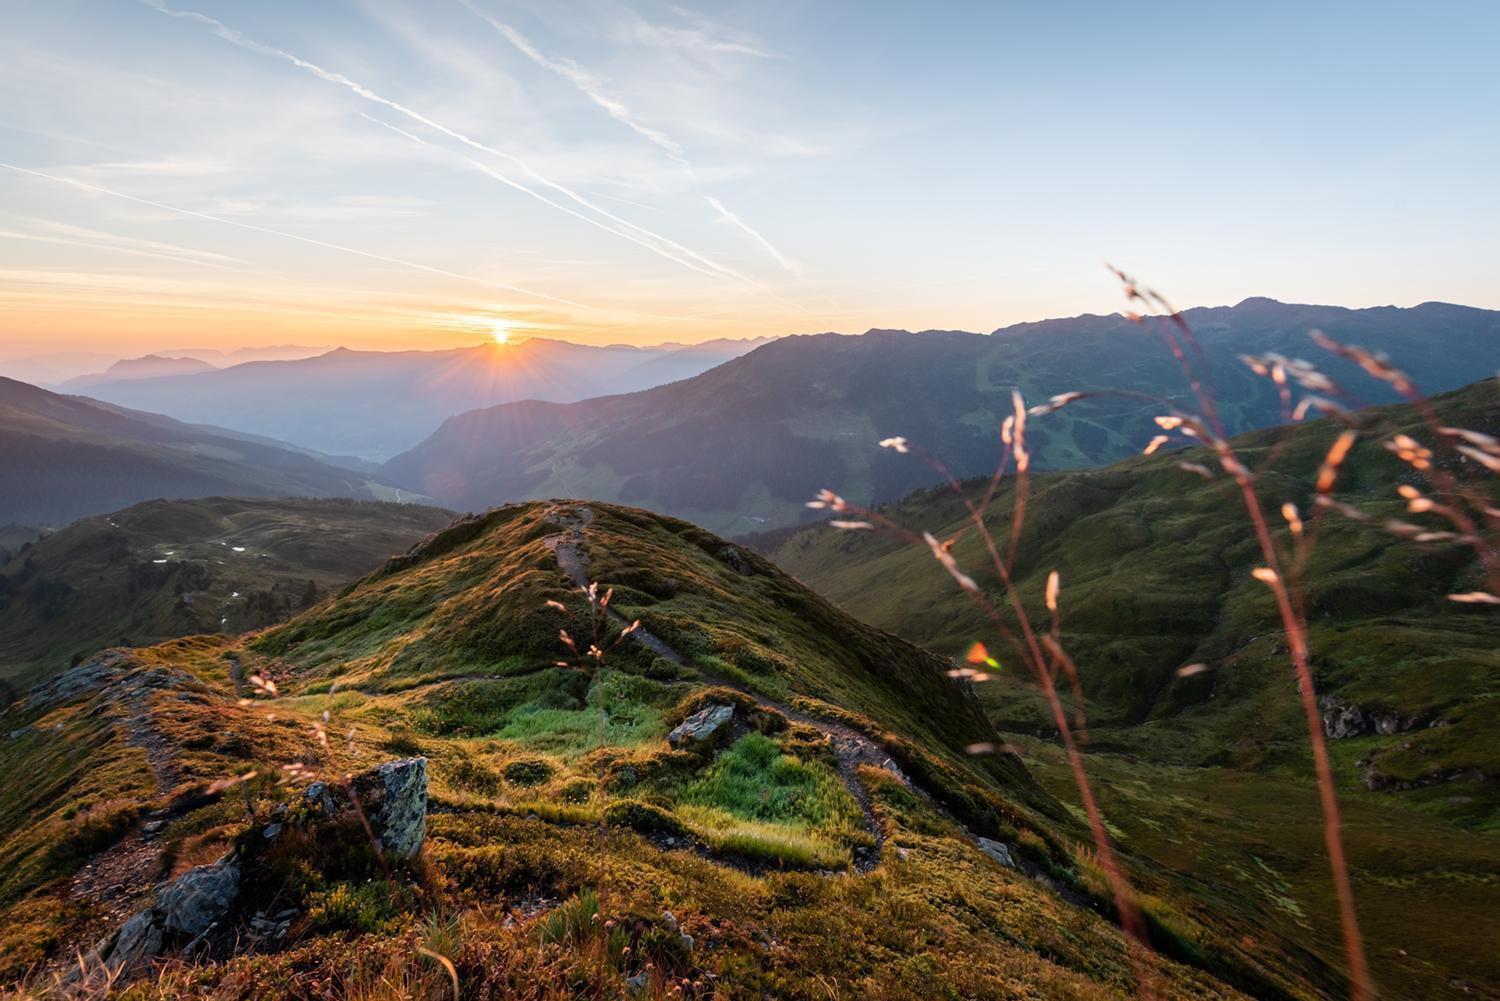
[88,758,428,978]
[304,757,428,857]
[667,704,734,750]
[1319,694,1423,739]
[100,857,240,975]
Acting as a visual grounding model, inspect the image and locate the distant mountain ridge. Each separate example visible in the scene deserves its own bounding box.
[0,377,418,527]
[383,297,1500,534]
[61,354,217,390]
[74,336,774,459]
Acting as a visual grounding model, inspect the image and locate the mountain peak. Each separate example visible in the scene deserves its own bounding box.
[1231,296,1287,310]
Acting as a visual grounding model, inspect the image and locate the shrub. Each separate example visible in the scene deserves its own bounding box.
[504,757,554,787]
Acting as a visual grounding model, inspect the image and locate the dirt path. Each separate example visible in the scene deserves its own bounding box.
[65,666,187,943]
[543,503,896,871]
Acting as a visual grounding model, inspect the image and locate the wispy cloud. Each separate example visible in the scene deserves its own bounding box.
[458,1,804,280]
[0,161,608,314]
[5,215,246,265]
[625,7,777,60]
[140,0,752,287]
[459,0,684,160]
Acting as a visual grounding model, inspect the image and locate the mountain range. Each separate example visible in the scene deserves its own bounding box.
[0,378,412,527]
[0,301,1497,998]
[751,378,1500,995]
[59,355,218,391]
[383,298,1500,535]
[71,336,773,460]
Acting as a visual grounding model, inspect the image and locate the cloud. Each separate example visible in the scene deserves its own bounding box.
[4,215,247,265]
[624,7,777,60]
[0,161,608,314]
[459,0,685,160]
[458,1,807,281]
[140,0,752,287]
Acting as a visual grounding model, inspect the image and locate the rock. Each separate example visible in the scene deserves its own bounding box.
[155,859,240,937]
[1374,713,1416,736]
[661,909,679,932]
[262,822,282,839]
[718,546,752,575]
[100,858,239,975]
[626,971,650,996]
[977,837,1017,869]
[667,704,734,749]
[315,758,429,857]
[351,757,428,857]
[1320,694,1368,739]
[304,780,334,815]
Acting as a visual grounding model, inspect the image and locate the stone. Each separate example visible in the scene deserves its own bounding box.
[106,910,163,974]
[667,704,734,749]
[100,858,239,975]
[304,780,334,815]
[155,859,240,937]
[1319,694,1368,739]
[375,758,428,856]
[977,837,1017,869]
[345,757,428,857]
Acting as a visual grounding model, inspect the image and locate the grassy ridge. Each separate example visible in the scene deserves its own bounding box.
[0,499,1309,998]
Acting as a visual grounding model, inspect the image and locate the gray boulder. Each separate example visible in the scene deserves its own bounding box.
[370,757,428,857]
[313,757,429,857]
[101,857,240,975]
[977,837,1017,869]
[667,704,734,749]
[156,859,240,937]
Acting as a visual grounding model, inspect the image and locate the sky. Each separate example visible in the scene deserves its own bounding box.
[1,0,1498,361]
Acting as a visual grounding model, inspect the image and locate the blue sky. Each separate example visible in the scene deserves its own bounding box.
[1,0,1497,356]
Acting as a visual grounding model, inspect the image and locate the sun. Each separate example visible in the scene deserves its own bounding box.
[489,321,511,346]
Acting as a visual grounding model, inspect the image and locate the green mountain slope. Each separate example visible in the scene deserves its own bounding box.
[754,381,1500,1000]
[0,500,1341,999]
[0,497,454,697]
[0,377,419,527]
[758,380,1500,811]
[384,298,1500,535]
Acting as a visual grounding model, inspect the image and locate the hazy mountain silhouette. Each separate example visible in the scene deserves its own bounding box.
[0,378,416,527]
[75,336,772,459]
[384,298,1500,534]
[61,354,217,390]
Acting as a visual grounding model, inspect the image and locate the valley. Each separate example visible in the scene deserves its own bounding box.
[0,497,454,696]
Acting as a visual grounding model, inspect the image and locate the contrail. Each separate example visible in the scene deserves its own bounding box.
[704,196,801,277]
[0,162,609,313]
[357,113,726,283]
[139,0,751,286]
[458,0,684,160]
[0,227,246,271]
[457,0,806,282]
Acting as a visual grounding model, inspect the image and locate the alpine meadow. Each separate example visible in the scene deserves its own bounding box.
[1,3,1497,1000]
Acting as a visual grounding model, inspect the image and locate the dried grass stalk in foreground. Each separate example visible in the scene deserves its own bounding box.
[814,399,1161,999]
